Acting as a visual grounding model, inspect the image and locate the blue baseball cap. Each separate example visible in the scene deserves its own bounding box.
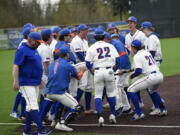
[141,21,152,29]
[22,27,32,37]
[94,27,105,35]
[59,46,70,54]
[104,32,111,39]
[70,27,77,33]
[41,28,52,36]
[23,23,34,29]
[127,16,137,23]
[28,32,44,43]
[107,23,116,30]
[52,26,61,35]
[131,40,142,48]
[77,24,88,32]
[60,28,70,36]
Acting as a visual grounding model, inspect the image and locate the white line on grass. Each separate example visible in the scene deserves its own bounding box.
[0,123,180,128]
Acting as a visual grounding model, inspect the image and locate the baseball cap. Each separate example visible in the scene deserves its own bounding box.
[60,28,70,36]
[23,23,34,29]
[41,28,52,36]
[104,32,111,39]
[28,32,44,43]
[131,40,142,48]
[141,21,152,29]
[107,23,116,30]
[127,16,137,23]
[77,24,88,32]
[59,46,70,54]
[52,26,61,35]
[70,27,77,33]
[94,27,105,35]
[22,27,33,37]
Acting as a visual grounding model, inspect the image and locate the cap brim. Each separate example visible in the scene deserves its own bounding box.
[37,40,44,43]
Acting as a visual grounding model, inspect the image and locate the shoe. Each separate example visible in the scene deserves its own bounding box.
[109,114,116,124]
[98,116,104,127]
[23,129,37,135]
[55,122,73,132]
[10,111,20,119]
[102,103,110,108]
[122,108,134,115]
[159,109,167,117]
[130,113,145,121]
[50,120,57,127]
[38,127,52,135]
[115,107,124,117]
[149,108,160,116]
[84,109,97,115]
[139,102,144,108]
[18,116,26,121]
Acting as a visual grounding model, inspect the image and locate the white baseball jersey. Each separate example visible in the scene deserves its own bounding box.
[50,38,57,55]
[146,34,162,61]
[85,41,119,68]
[133,50,159,76]
[125,30,147,49]
[18,39,27,48]
[71,35,87,63]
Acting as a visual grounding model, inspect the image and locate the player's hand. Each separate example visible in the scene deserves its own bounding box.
[13,81,19,91]
[118,70,124,75]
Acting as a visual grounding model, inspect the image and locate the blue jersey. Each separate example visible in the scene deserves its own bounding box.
[110,39,131,69]
[45,58,78,95]
[119,34,125,45]
[14,43,43,86]
[55,41,76,64]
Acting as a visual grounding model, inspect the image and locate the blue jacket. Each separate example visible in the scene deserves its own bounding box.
[45,58,78,94]
[14,43,43,86]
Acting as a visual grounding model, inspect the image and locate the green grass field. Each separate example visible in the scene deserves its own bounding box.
[0,37,180,135]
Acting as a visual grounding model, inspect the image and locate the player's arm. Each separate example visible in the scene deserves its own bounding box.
[70,64,85,80]
[76,52,85,62]
[13,64,20,91]
[85,61,94,75]
[85,48,94,75]
[43,61,50,75]
[130,56,142,79]
[130,68,142,79]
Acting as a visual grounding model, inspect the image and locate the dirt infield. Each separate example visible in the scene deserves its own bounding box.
[15,74,180,135]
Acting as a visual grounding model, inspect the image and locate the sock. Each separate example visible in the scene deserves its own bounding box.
[20,97,26,117]
[102,88,106,102]
[25,111,31,132]
[147,89,159,108]
[30,110,42,131]
[129,92,142,115]
[50,102,56,115]
[12,92,22,112]
[95,98,102,115]
[54,102,62,120]
[85,92,91,110]
[107,97,116,115]
[39,95,44,114]
[136,91,142,103]
[40,100,53,121]
[76,88,84,102]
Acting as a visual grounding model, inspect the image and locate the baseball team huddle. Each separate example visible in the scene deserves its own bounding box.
[11,16,167,135]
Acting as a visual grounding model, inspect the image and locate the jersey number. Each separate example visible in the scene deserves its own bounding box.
[97,47,111,59]
[145,55,155,65]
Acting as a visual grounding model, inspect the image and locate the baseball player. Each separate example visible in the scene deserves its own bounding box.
[71,24,95,114]
[103,32,132,116]
[85,27,119,126]
[13,32,52,135]
[141,21,166,115]
[128,40,167,121]
[125,16,148,107]
[45,46,84,132]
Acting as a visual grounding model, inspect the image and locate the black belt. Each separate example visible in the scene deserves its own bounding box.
[95,67,111,70]
[151,71,157,74]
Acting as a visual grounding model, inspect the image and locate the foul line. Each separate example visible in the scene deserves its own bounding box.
[0,123,180,128]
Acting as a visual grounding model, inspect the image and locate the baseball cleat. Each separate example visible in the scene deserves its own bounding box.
[122,108,134,115]
[10,111,20,119]
[98,116,104,127]
[23,129,37,135]
[55,122,73,132]
[38,127,53,135]
[115,107,124,117]
[159,109,167,117]
[149,108,160,116]
[109,114,116,124]
[130,113,145,121]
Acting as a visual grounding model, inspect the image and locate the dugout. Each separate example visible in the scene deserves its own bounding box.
[129,0,180,38]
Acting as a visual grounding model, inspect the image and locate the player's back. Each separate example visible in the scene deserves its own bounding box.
[87,41,118,68]
[133,50,159,76]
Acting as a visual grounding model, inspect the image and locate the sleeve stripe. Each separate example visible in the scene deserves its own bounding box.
[54,60,59,74]
[119,51,126,57]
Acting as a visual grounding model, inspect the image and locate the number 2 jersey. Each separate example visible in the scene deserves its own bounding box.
[85,41,119,68]
[133,49,159,76]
